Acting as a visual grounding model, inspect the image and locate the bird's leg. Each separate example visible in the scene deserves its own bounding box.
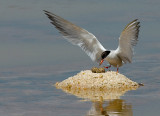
[116,66,119,74]
[104,64,111,69]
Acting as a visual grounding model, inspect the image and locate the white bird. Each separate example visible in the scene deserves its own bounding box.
[44,10,140,72]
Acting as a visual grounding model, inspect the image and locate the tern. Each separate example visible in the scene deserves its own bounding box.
[44,10,140,72]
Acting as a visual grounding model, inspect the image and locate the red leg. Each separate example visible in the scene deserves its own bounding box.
[104,64,111,69]
[117,67,119,73]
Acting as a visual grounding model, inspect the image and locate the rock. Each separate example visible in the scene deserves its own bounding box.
[55,70,140,100]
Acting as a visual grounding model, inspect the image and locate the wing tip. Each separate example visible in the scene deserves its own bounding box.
[43,10,50,16]
[123,19,140,31]
[43,10,47,12]
[43,10,51,17]
[43,10,57,18]
[43,10,51,14]
[132,19,140,26]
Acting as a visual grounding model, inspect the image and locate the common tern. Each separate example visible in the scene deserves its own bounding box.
[44,10,140,72]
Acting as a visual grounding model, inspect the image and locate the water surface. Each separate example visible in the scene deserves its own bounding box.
[0,0,160,116]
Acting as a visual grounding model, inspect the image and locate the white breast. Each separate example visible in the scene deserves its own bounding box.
[105,50,123,67]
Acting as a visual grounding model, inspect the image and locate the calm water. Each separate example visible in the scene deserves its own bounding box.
[0,0,160,116]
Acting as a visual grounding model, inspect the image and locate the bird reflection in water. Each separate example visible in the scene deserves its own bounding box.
[86,99,132,116]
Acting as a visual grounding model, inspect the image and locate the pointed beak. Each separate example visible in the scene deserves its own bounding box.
[99,59,104,66]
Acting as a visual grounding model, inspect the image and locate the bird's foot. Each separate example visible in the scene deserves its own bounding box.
[104,65,111,69]
[104,66,109,69]
[116,67,119,74]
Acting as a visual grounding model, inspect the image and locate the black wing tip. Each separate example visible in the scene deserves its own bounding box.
[134,19,140,25]
[134,19,138,21]
[43,10,55,17]
[43,10,55,21]
[132,19,140,25]
[43,10,50,14]
[43,10,47,12]
[43,10,59,20]
[130,19,141,28]
[43,10,50,17]
[123,19,140,31]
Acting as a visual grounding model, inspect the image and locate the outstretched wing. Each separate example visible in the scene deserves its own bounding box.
[44,10,106,63]
[116,19,140,63]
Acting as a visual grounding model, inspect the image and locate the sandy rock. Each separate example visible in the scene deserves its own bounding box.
[55,70,140,101]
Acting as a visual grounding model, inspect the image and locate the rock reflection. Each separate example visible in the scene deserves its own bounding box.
[86,99,132,116]
[55,85,138,101]
[55,78,138,116]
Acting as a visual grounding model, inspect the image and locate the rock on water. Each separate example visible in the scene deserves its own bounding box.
[55,70,140,100]
[55,70,139,90]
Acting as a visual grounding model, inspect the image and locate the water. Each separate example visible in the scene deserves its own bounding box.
[0,0,160,115]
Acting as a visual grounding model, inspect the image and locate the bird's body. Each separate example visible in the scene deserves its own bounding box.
[106,50,123,68]
[44,10,140,72]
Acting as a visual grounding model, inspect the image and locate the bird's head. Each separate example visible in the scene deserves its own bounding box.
[99,51,110,66]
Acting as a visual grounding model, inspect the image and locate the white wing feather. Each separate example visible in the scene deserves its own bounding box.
[116,19,140,63]
[44,10,106,63]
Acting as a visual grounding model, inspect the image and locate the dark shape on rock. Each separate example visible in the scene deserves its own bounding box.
[91,67,105,73]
